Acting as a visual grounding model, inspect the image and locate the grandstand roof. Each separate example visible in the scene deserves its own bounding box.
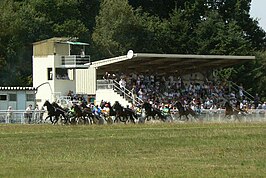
[86,50,255,76]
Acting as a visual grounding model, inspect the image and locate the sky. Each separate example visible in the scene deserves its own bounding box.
[250,0,266,31]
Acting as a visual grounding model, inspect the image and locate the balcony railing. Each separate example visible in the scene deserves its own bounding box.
[61,55,90,69]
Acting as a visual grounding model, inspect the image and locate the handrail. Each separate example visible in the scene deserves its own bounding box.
[61,55,90,66]
[96,80,143,106]
[112,80,144,106]
[229,81,254,101]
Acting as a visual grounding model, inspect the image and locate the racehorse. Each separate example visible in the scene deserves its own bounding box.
[174,101,197,121]
[224,101,244,121]
[112,101,137,124]
[142,102,166,122]
[43,100,68,124]
[73,104,94,124]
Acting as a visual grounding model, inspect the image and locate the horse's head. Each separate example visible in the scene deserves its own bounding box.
[225,101,231,108]
[175,101,183,109]
[113,102,124,113]
[43,100,50,107]
[142,102,151,110]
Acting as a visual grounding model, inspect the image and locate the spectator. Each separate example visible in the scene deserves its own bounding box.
[119,78,126,92]
[34,105,40,123]
[25,104,33,124]
[254,93,260,109]
[103,71,109,80]
[80,49,85,58]
[6,106,13,124]
[262,102,266,110]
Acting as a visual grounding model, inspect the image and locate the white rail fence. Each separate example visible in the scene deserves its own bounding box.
[0,110,46,124]
[0,109,265,124]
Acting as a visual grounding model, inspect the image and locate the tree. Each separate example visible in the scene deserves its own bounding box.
[0,0,94,86]
[92,0,143,57]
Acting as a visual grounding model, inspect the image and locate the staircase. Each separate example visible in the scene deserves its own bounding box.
[228,81,254,102]
[95,80,143,107]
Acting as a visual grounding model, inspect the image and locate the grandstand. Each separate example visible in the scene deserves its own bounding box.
[32,37,255,108]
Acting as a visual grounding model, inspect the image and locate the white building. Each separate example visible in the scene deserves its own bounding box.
[32,37,92,106]
[0,87,36,110]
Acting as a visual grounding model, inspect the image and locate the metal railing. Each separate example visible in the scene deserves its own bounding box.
[61,55,90,67]
[229,81,254,101]
[1,109,265,124]
[97,80,143,106]
[0,110,46,124]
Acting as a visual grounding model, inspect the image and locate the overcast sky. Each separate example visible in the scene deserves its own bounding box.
[250,0,266,31]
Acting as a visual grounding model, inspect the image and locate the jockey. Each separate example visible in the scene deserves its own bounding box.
[92,105,102,119]
[68,105,75,116]
[162,105,170,116]
[102,103,110,116]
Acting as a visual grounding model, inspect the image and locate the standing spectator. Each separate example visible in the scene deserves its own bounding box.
[6,106,13,124]
[25,104,33,124]
[80,49,85,58]
[131,85,137,104]
[39,106,45,123]
[254,93,260,109]
[138,88,144,100]
[34,105,40,124]
[239,84,244,100]
[119,78,126,92]
[103,71,109,80]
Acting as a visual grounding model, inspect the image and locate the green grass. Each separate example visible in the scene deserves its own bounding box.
[0,123,265,178]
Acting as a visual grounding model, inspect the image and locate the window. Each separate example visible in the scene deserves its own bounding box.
[26,94,35,101]
[9,94,17,101]
[56,68,70,80]
[47,68,53,80]
[0,95,7,101]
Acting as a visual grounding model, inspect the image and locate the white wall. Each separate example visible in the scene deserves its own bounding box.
[33,55,55,105]
[95,89,131,107]
[76,67,97,95]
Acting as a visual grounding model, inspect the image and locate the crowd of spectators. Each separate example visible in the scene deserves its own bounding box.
[103,71,264,111]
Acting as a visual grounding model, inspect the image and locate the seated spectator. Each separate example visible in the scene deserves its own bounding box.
[262,102,266,110]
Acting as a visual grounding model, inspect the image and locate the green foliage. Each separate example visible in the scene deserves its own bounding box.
[0,0,93,86]
[0,0,265,94]
[92,0,142,57]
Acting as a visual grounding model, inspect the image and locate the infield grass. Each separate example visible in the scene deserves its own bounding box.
[0,122,265,178]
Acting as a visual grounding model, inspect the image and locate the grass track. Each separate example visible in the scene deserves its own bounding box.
[0,123,265,177]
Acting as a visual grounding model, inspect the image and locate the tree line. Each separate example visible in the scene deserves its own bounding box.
[0,0,265,99]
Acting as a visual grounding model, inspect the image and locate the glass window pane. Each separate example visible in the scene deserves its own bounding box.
[0,95,7,101]
[9,94,17,101]
[26,94,35,101]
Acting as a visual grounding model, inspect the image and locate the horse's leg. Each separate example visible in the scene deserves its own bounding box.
[185,114,189,122]
[115,116,121,123]
[46,116,54,124]
[130,114,135,124]
[120,115,127,124]
[62,114,68,125]
[179,114,183,121]
[52,116,57,124]
[82,115,87,124]
[234,112,241,122]
[44,115,50,123]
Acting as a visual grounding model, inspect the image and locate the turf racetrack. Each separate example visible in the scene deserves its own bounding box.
[0,123,265,177]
